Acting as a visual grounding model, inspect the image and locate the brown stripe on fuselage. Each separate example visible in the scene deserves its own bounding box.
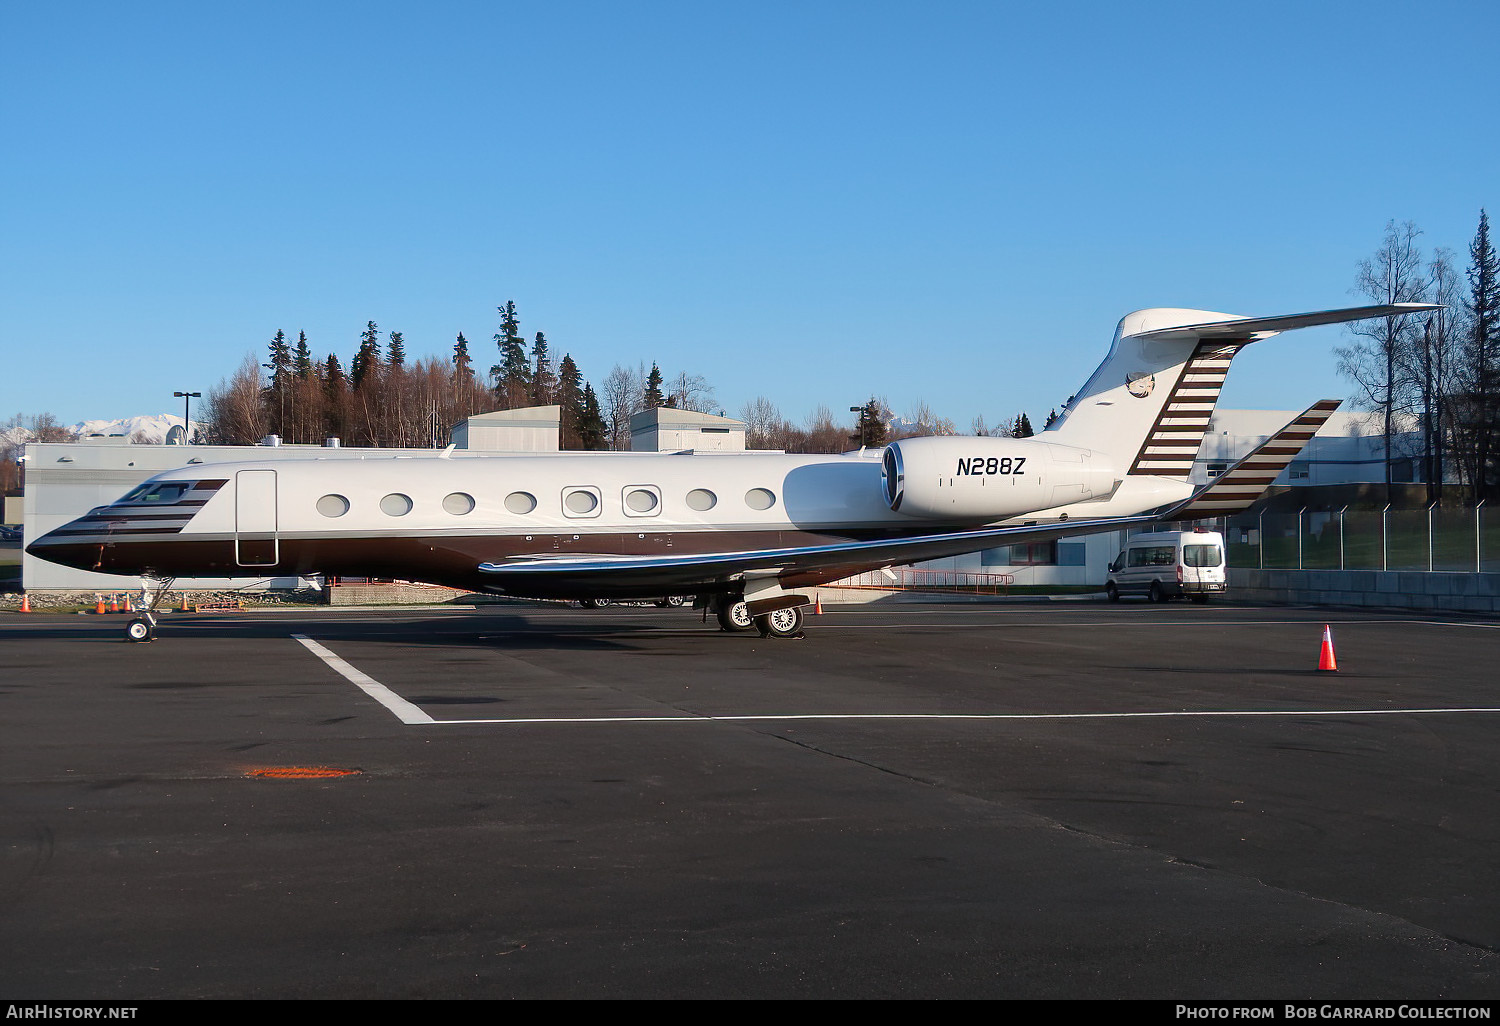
[43,527,966,597]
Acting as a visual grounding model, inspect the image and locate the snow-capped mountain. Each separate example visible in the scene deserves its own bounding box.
[3,415,198,453]
[72,414,194,443]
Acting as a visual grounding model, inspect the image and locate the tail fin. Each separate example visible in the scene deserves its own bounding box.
[1161,399,1341,520]
[1046,303,1438,478]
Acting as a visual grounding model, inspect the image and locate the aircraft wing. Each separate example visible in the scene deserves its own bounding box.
[1128,303,1442,341]
[476,513,1160,597]
[1159,399,1341,521]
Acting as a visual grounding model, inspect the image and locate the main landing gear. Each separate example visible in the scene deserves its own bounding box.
[712,597,805,639]
[123,577,176,643]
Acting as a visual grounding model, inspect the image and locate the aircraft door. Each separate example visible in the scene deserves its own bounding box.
[235,469,279,566]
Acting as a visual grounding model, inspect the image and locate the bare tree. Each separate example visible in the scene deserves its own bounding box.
[895,399,956,438]
[740,396,785,449]
[666,370,717,414]
[1335,221,1429,503]
[601,362,645,450]
[203,355,269,445]
[1406,249,1464,500]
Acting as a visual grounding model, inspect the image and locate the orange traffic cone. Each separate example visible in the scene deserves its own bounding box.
[95,595,106,615]
[814,593,824,615]
[1317,625,1338,673]
[109,595,120,614]
[19,593,30,613]
[180,592,191,612]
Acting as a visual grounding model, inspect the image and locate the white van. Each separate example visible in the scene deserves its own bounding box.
[1105,529,1226,603]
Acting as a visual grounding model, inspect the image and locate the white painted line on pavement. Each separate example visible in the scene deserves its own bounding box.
[293,634,434,724]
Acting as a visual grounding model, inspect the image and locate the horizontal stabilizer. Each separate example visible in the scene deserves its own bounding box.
[1161,399,1341,520]
[1129,304,1442,342]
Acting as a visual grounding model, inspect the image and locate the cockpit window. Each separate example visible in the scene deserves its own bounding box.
[118,482,194,504]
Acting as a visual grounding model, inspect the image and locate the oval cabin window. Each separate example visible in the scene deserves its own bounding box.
[504,491,537,515]
[380,493,413,517]
[745,488,776,511]
[685,488,716,511]
[443,492,475,515]
[316,494,350,518]
[564,489,599,516]
[625,488,659,514]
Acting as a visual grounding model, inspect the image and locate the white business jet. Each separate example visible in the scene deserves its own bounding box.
[28,303,1438,641]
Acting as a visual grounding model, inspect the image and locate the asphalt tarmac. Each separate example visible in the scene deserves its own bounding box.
[2,601,1499,999]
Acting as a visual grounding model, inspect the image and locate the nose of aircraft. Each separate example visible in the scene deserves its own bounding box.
[25,522,98,570]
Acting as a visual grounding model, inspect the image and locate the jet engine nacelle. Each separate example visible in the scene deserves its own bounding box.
[881,436,1117,520]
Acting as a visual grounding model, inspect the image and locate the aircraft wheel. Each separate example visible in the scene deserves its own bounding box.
[1148,582,1163,603]
[755,606,804,639]
[124,618,153,643]
[1105,582,1119,603]
[716,599,754,632]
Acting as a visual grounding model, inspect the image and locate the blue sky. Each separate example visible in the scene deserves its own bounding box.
[2,1,1495,430]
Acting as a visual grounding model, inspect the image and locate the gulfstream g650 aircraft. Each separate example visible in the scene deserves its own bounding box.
[29,303,1437,641]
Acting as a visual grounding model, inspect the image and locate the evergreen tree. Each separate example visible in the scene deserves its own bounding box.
[453,332,471,377]
[490,300,530,404]
[1044,408,1059,429]
[1013,412,1034,437]
[352,321,382,390]
[556,353,583,447]
[852,397,889,447]
[293,331,313,378]
[263,329,292,434]
[579,382,608,450]
[264,329,291,386]
[388,331,406,367]
[1463,210,1500,498]
[643,362,666,409]
[322,353,349,439]
[530,331,556,405]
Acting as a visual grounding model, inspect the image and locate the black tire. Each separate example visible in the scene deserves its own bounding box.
[1105,582,1119,603]
[755,606,805,638]
[716,599,753,632]
[579,598,608,609]
[663,595,688,607]
[1148,581,1163,604]
[125,618,152,643]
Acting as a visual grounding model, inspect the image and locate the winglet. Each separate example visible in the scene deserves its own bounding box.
[1160,399,1342,520]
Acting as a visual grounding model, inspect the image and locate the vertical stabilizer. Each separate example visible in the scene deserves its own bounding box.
[1044,303,1440,479]
[1045,308,1252,477]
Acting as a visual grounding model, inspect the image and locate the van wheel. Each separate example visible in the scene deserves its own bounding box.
[1148,582,1163,603]
[1105,582,1119,603]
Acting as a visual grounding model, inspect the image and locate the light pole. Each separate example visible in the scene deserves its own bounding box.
[173,391,200,443]
[850,405,865,448]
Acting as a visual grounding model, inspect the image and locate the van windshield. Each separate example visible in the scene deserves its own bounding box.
[1183,544,1222,567]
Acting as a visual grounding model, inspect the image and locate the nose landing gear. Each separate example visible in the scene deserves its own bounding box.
[123,577,176,643]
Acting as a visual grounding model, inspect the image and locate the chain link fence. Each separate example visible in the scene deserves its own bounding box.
[1221,504,1500,573]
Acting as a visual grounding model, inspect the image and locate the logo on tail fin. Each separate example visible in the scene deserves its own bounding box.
[1126,371,1155,398]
